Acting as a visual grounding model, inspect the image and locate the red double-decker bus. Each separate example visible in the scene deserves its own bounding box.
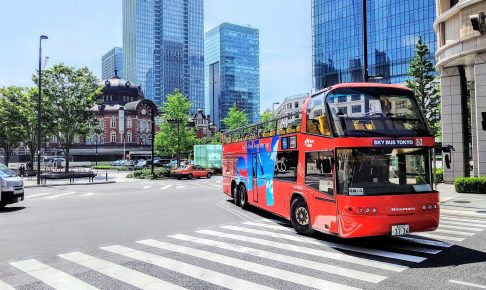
[222,83,439,238]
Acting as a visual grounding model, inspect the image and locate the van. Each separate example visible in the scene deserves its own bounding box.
[0,164,24,207]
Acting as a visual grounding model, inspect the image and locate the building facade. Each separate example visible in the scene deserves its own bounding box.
[312,0,436,89]
[122,0,204,111]
[435,0,486,182]
[205,23,260,130]
[101,47,123,80]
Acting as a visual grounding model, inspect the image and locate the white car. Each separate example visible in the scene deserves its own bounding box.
[0,164,24,207]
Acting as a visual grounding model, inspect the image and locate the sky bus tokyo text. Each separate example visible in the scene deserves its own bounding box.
[222,83,439,238]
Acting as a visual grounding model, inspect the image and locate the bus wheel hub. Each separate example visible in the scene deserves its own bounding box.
[296,207,309,225]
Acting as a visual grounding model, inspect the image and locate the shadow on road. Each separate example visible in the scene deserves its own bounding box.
[0,206,26,213]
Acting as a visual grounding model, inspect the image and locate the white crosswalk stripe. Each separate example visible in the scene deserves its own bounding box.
[439,223,483,232]
[138,239,360,290]
[441,215,486,225]
[10,259,99,290]
[0,279,15,290]
[58,251,184,290]
[170,234,387,283]
[440,219,486,228]
[440,209,486,219]
[101,245,274,290]
[196,229,407,272]
[43,192,76,199]
[413,232,465,242]
[393,235,452,248]
[160,184,173,190]
[223,225,427,263]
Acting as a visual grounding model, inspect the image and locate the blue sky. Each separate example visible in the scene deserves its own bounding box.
[0,0,311,112]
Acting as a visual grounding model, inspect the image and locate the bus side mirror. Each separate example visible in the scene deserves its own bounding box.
[323,159,332,173]
[445,154,451,169]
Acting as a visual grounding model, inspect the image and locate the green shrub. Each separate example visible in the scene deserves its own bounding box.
[92,165,113,170]
[127,168,170,179]
[455,177,486,194]
[435,169,443,183]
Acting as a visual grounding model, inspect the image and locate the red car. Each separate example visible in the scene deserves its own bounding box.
[170,164,214,180]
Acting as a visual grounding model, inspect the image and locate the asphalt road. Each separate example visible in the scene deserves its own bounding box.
[0,176,485,290]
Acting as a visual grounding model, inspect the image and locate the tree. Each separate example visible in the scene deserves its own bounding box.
[0,87,28,165]
[259,109,275,123]
[154,90,196,163]
[33,64,100,172]
[406,36,441,137]
[194,132,222,145]
[222,104,249,130]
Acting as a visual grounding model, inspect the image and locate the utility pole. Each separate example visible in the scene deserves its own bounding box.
[37,35,48,185]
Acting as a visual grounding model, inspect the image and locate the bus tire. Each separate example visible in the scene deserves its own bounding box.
[187,174,193,180]
[233,184,240,206]
[290,198,314,236]
[239,185,248,210]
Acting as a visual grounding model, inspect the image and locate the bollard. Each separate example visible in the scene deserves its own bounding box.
[105,169,108,181]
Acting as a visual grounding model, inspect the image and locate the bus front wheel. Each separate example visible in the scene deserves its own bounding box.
[290,198,314,236]
[238,185,249,210]
[233,184,240,206]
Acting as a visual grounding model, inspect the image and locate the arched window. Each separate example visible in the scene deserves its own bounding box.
[126,131,132,143]
[110,116,117,128]
[127,117,132,128]
[110,131,117,143]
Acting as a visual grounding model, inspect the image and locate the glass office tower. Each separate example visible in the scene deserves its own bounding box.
[101,47,123,80]
[312,0,436,89]
[123,0,204,110]
[205,23,260,130]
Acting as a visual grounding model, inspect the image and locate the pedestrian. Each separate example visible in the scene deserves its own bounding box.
[19,164,25,177]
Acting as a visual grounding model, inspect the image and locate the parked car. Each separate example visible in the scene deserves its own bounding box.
[163,160,187,169]
[47,157,66,169]
[0,164,24,207]
[111,159,129,166]
[154,158,171,167]
[135,160,152,169]
[170,164,213,180]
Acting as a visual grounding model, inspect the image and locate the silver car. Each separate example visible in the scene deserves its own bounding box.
[0,164,24,207]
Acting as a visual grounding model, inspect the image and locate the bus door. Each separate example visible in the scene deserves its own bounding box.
[251,153,259,202]
[304,151,337,233]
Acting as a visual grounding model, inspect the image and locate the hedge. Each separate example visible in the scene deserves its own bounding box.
[127,168,170,179]
[455,177,486,194]
[435,169,443,184]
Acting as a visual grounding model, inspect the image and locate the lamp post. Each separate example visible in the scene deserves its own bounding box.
[272,102,280,114]
[37,35,48,185]
[167,118,183,167]
[97,104,105,167]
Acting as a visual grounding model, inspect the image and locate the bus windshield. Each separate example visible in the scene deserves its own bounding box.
[336,148,433,195]
[326,87,431,137]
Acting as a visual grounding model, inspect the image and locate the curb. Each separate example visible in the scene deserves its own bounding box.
[24,181,116,188]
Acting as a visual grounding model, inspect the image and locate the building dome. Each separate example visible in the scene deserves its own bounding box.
[100,70,144,101]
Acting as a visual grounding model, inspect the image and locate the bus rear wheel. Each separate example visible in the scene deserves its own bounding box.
[238,185,248,210]
[290,198,314,236]
[233,184,240,206]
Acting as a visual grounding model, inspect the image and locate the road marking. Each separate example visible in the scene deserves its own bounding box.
[176,185,185,189]
[243,221,294,231]
[138,239,359,290]
[43,192,76,199]
[101,245,274,290]
[197,229,407,272]
[216,201,253,222]
[441,209,486,218]
[434,228,475,236]
[393,236,452,248]
[441,216,486,225]
[413,232,465,242]
[160,184,173,190]
[222,225,426,263]
[58,251,183,290]
[10,259,98,290]
[143,185,152,189]
[449,280,486,289]
[81,192,96,197]
[439,224,484,232]
[385,243,442,255]
[170,234,387,283]
[440,219,486,228]
[0,279,15,290]
[26,192,57,198]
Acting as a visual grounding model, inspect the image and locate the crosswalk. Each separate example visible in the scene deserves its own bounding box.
[24,180,222,201]
[1,205,485,290]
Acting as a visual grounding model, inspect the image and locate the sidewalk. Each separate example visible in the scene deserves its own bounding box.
[22,169,131,188]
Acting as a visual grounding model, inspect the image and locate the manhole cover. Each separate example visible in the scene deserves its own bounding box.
[453,200,471,204]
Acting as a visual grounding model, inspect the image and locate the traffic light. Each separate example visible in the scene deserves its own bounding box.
[482,112,486,130]
[470,12,486,34]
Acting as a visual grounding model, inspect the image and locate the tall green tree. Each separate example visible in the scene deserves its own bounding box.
[154,90,196,163]
[259,109,275,123]
[222,104,249,130]
[406,36,441,137]
[0,87,28,165]
[33,64,100,171]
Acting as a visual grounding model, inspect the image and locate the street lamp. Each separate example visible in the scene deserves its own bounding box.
[37,35,48,185]
[272,102,280,114]
[167,118,184,167]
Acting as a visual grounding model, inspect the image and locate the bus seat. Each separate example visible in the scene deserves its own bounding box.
[277,129,286,135]
[354,122,366,130]
[307,120,320,134]
[269,130,275,136]
[318,115,330,136]
[286,127,295,134]
[296,124,301,132]
[365,122,375,130]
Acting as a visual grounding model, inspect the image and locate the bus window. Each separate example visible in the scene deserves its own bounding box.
[305,152,334,196]
[306,93,331,136]
[274,151,298,182]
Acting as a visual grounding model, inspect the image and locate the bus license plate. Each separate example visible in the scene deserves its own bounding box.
[391,224,409,236]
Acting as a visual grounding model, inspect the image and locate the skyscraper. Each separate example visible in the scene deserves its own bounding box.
[101,47,123,80]
[205,23,260,130]
[122,0,204,110]
[312,0,436,89]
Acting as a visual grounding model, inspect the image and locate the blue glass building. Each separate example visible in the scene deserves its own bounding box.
[312,0,436,89]
[205,23,260,130]
[123,0,204,111]
[101,47,123,80]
